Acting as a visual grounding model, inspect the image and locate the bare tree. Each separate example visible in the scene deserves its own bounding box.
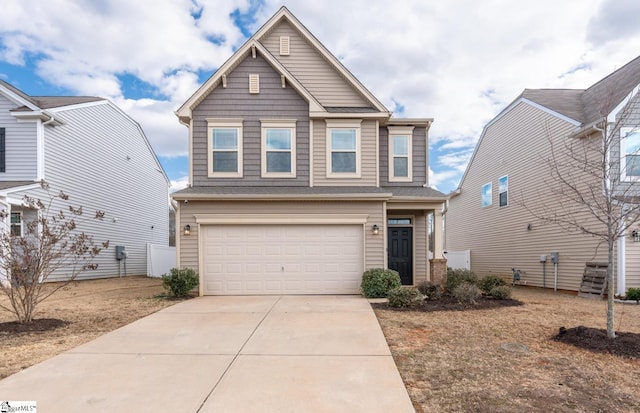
[0,181,109,323]
[525,90,640,339]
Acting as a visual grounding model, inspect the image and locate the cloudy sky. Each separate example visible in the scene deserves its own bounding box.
[1,0,640,193]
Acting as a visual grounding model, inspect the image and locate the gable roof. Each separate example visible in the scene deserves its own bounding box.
[176,6,391,122]
[0,79,104,111]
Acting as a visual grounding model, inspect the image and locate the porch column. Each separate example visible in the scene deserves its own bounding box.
[429,208,447,285]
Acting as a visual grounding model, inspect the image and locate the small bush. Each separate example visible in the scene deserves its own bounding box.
[626,287,640,303]
[416,280,443,300]
[162,267,199,297]
[387,287,421,308]
[489,285,512,300]
[478,275,507,294]
[452,282,482,304]
[446,268,478,293]
[361,268,401,298]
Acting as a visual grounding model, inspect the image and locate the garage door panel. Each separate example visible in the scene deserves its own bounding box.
[203,224,363,295]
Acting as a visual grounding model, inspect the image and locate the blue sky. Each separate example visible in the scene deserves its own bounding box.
[2,0,640,193]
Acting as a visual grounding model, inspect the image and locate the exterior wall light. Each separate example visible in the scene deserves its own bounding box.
[184,224,191,236]
[372,224,379,235]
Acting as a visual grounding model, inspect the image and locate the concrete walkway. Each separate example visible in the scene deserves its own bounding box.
[0,295,415,412]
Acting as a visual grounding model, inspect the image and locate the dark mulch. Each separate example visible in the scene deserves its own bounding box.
[371,295,524,312]
[0,318,69,334]
[554,326,640,359]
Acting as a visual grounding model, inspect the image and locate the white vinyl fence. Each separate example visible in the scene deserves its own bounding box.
[443,250,471,270]
[147,244,176,278]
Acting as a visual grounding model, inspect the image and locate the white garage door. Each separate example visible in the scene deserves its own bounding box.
[202,224,363,295]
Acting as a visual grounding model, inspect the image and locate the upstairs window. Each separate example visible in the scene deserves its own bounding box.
[10,212,22,236]
[326,120,361,178]
[481,182,492,207]
[388,126,414,182]
[261,120,296,178]
[621,127,640,179]
[499,175,508,207]
[207,119,243,178]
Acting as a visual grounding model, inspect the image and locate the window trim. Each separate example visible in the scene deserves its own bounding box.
[481,182,492,208]
[388,126,414,182]
[326,119,362,178]
[620,127,640,181]
[261,119,297,178]
[498,175,508,207]
[207,118,243,178]
[10,211,22,237]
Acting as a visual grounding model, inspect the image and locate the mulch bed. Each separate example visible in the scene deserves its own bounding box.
[0,318,69,334]
[371,295,524,312]
[554,326,640,359]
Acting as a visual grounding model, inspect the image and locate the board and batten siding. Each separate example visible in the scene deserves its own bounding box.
[312,119,377,186]
[446,101,608,291]
[179,200,385,274]
[192,54,310,187]
[0,93,38,180]
[14,102,169,281]
[259,20,370,108]
[379,126,427,186]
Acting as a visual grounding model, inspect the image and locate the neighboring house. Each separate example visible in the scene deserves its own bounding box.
[446,55,640,294]
[0,80,170,281]
[173,7,447,296]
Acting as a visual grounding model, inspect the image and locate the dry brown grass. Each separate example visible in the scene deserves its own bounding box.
[374,287,640,413]
[0,276,177,379]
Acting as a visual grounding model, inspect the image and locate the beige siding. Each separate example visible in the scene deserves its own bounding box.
[626,240,640,289]
[179,200,384,274]
[414,213,428,283]
[312,119,377,186]
[446,101,608,291]
[260,21,370,107]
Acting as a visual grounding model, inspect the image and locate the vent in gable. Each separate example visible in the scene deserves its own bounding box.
[249,74,260,94]
[279,36,290,56]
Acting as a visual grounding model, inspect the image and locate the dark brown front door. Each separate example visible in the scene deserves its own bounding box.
[388,227,413,285]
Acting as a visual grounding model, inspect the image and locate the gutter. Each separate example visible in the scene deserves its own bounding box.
[171,192,394,202]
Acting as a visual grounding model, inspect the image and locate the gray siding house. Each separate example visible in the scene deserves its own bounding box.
[173,7,447,296]
[446,55,640,294]
[0,80,170,280]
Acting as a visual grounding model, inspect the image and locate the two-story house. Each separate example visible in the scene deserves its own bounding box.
[446,55,640,294]
[0,79,170,280]
[173,7,447,296]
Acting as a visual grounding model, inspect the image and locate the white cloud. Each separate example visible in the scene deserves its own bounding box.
[169,175,190,193]
[3,0,640,192]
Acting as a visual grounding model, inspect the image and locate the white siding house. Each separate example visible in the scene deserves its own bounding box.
[0,80,170,281]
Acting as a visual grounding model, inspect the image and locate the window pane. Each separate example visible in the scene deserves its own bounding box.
[213,129,237,149]
[388,218,411,225]
[212,152,238,172]
[10,212,21,224]
[499,176,508,193]
[331,152,356,173]
[394,157,408,177]
[10,225,21,236]
[625,130,640,155]
[267,152,291,173]
[331,130,356,150]
[627,155,640,176]
[266,129,291,150]
[482,183,492,207]
[499,191,508,207]
[393,136,409,156]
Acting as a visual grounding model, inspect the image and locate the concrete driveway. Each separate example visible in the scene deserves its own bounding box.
[0,295,415,412]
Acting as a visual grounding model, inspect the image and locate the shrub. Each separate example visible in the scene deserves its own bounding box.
[162,268,199,297]
[416,280,443,300]
[361,268,401,298]
[446,268,478,293]
[489,285,512,300]
[478,275,507,294]
[626,287,640,303]
[452,282,482,304]
[387,287,421,308]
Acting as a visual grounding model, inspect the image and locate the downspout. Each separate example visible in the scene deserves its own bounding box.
[39,112,56,181]
[423,120,431,187]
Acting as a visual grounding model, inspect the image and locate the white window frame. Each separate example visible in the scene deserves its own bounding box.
[620,127,640,181]
[388,126,414,182]
[261,119,296,178]
[326,119,362,178]
[207,118,243,178]
[10,211,22,237]
[481,182,492,208]
[498,175,508,207]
